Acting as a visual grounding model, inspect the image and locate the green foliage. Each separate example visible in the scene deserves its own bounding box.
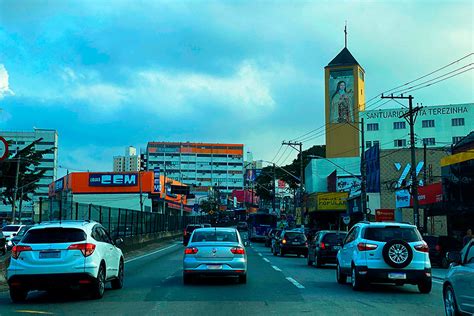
[0,139,54,205]
[255,145,326,201]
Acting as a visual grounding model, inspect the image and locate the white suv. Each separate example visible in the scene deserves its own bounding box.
[7,220,124,302]
[336,221,432,293]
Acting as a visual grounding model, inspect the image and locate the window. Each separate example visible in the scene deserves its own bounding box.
[366,141,372,148]
[452,136,463,144]
[422,120,435,128]
[373,140,380,147]
[344,227,359,244]
[364,227,421,242]
[367,123,379,131]
[393,121,406,129]
[452,118,465,126]
[423,138,436,146]
[23,228,86,243]
[394,139,407,147]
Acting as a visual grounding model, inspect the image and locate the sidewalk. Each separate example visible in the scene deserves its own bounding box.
[432,268,447,280]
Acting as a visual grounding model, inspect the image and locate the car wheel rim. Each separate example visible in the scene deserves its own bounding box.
[119,263,124,284]
[388,244,409,264]
[99,268,105,294]
[444,288,455,316]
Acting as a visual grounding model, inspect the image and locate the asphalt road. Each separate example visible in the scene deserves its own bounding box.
[0,241,446,316]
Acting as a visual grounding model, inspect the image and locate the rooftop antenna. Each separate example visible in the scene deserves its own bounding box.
[344,21,348,48]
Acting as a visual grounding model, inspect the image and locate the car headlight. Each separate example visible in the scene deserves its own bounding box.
[7,240,12,246]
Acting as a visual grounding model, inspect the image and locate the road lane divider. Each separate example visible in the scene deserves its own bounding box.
[263,258,270,263]
[124,244,180,264]
[286,277,305,289]
[272,265,282,272]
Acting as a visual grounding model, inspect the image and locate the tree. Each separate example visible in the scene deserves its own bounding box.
[0,138,54,207]
[255,145,326,201]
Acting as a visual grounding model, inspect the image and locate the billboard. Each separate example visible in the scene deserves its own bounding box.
[89,173,138,187]
[153,167,161,192]
[375,209,395,222]
[395,183,442,208]
[329,69,355,123]
[317,192,348,211]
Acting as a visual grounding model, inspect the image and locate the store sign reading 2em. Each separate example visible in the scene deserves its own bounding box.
[89,173,138,187]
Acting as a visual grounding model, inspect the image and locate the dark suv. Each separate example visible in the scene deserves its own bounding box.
[308,230,347,267]
[0,227,6,255]
[273,230,308,257]
[423,235,462,268]
[183,224,203,246]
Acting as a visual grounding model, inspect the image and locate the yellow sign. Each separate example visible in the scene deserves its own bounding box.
[317,192,348,211]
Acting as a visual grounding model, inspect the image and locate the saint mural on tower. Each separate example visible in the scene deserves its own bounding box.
[329,70,354,123]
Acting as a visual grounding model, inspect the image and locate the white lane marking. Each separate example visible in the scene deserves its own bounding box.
[258,253,263,257]
[432,279,443,285]
[272,265,282,271]
[263,258,270,263]
[286,277,305,289]
[124,244,179,264]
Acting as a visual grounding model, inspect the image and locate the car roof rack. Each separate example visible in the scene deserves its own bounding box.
[39,220,94,226]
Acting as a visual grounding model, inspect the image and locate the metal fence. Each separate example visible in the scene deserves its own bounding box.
[37,198,210,238]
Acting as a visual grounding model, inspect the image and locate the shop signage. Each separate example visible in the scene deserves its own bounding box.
[89,173,138,187]
[395,182,442,208]
[395,189,411,208]
[153,167,161,192]
[54,178,64,192]
[0,136,8,161]
[365,105,469,120]
[317,192,348,211]
[375,209,395,222]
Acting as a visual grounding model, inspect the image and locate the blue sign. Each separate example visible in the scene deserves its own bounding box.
[89,173,138,186]
[54,178,64,192]
[153,167,161,192]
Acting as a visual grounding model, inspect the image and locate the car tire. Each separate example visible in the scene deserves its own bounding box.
[307,255,313,266]
[382,239,413,269]
[443,284,460,316]
[351,266,365,291]
[417,278,432,294]
[183,273,193,285]
[91,264,106,299]
[239,274,247,284]
[9,287,28,303]
[314,254,322,268]
[111,260,124,290]
[336,262,347,284]
[279,248,285,257]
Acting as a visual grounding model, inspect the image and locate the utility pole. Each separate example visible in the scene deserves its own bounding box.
[423,143,427,185]
[360,118,367,220]
[272,163,276,213]
[281,141,304,214]
[139,171,144,212]
[12,147,20,224]
[382,94,423,228]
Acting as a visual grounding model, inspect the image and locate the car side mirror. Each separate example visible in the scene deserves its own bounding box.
[115,238,124,246]
[447,251,462,266]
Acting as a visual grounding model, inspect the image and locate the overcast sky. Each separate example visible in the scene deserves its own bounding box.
[0,0,472,176]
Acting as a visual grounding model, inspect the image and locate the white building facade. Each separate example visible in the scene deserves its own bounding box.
[113,146,140,172]
[0,128,58,202]
[361,103,473,150]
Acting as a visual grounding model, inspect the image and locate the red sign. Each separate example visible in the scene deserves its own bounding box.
[417,182,442,205]
[375,209,395,222]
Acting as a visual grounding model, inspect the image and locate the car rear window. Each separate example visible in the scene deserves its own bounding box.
[2,225,21,232]
[364,227,421,242]
[322,233,347,244]
[192,231,238,242]
[285,232,306,241]
[22,228,87,244]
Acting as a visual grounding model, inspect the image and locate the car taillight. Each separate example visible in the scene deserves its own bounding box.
[282,239,287,244]
[305,242,308,247]
[184,247,198,255]
[184,229,187,237]
[320,242,326,250]
[357,242,378,251]
[415,242,429,253]
[435,244,441,252]
[11,245,32,259]
[231,247,245,255]
[68,243,96,257]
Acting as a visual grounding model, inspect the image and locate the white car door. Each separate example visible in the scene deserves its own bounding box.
[457,242,474,314]
[99,227,120,278]
[340,227,358,269]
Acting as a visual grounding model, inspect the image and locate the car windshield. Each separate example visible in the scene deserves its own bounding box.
[364,227,422,242]
[322,233,347,244]
[192,231,238,243]
[2,225,21,232]
[22,228,87,244]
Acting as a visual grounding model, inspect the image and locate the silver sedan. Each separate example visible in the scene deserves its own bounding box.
[183,227,248,284]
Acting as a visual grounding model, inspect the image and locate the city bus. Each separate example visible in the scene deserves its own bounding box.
[248,212,277,241]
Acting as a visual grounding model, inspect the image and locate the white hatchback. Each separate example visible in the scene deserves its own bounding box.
[336,221,432,293]
[7,220,124,302]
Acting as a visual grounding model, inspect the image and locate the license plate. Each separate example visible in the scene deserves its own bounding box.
[333,246,341,250]
[39,251,60,259]
[388,272,406,280]
[207,265,222,270]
